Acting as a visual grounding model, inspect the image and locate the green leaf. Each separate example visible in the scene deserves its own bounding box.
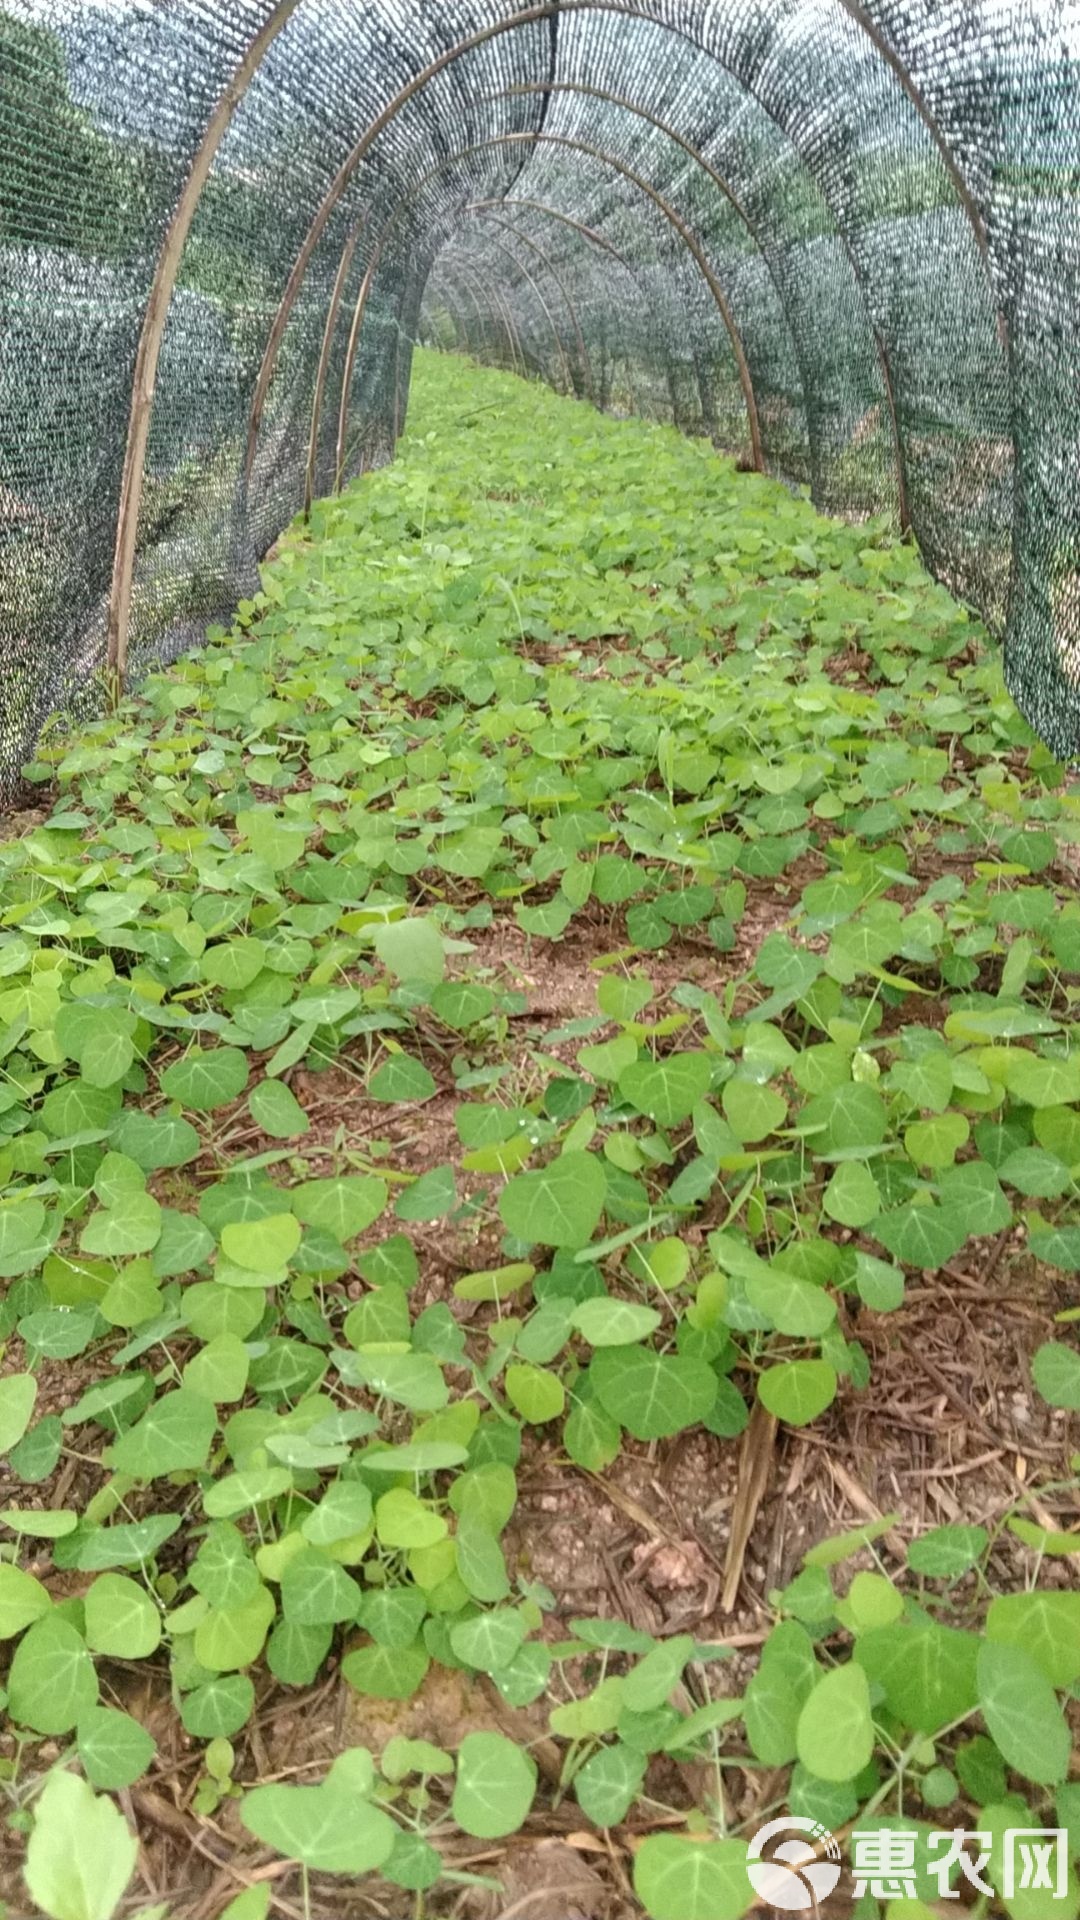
[240,1785,396,1872]
[907,1525,987,1579]
[623,1635,695,1712]
[856,1623,979,1733]
[455,1261,535,1304]
[181,1675,256,1740]
[800,1082,887,1153]
[293,1174,387,1240]
[203,1466,293,1520]
[822,1161,880,1227]
[267,1621,332,1690]
[0,1562,52,1638]
[617,1053,713,1126]
[872,1201,968,1269]
[985,1591,1080,1688]
[159,1047,249,1111]
[9,1616,99,1733]
[448,1609,526,1674]
[722,1077,787,1141]
[24,1771,138,1920]
[796,1662,873,1782]
[107,1389,216,1476]
[84,1574,162,1658]
[82,1024,135,1090]
[1001,1048,1080,1109]
[976,1641,1070,1785]
[76,1707,156,1789]
[504,1363,565,1424]
[280,1550,361,1627]
[570,1298,662,1346]
[369,1055,437,1102]
[202,939,266,991]
[1032,1342,1080,1411]
[384,1831,443,1892]
[341,1350,448,1413]
[744,1622,818,1765]
[65,1514,182,1571]
[904,1111,969,1169]
[221,1212,301,1271]
[452,1731,537,1838]
[499,1151,606,1248]
[194,1585,276,1673]
[342,1641,430,1701]
[981,1803,1080,1920]
[381,1736,454,1781]
[358,1587,427,1649]
[113,1110,201,1172]
[745,1268,836,1338]
[2,1508,77,1540]
[302,1481,374,1548]
[219,1888,271,1920]
[455,1519,511,1602]
[191,1525,260,1610]
[373,918,446,983]
[0,1372,37,1453]
[757,1360,837,1426]
[375,1488,447,1550]
[634,1836,752,1920]
[9,1410,63,1482]
[855,1253,906,1312]
[183,1333,250,1404]
[431,981,496,1031]
[575,1742,647,1826]
[248,1078,310,1138]
[79,1191,162,1258]
[395,1164,458,1222]
[591,1347,717,1440]
[564,1396,621,1470]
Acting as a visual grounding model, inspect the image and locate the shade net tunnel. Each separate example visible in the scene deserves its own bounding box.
[2,0,1080,796]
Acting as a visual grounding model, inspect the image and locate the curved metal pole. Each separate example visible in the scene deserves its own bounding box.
[496,79,761,235]
[304,222,364,515]
[445,262,526,381]
[106,0,301,689]
[329,131,763,485]
[452,245,558,385]
[472,196,640,274]
[466,208,592,400]
[338,253,519,486]
[439,287,482,360]
[327,164,631,498]
[244,0,992,488]
[459,227,577,395]
[468,197,649,416]
[836,0,989,267]
[335,244,385,489]
[437,266,490,358]
[495,78,909,531]
[516,134,765,465]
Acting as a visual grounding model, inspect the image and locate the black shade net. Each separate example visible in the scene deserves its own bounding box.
[1,0,1078,794]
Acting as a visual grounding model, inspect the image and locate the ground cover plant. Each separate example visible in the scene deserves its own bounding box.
[1,350,1079,1920]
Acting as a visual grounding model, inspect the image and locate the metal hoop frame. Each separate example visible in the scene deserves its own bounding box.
[327,131,764,487]
[107,0,991,685]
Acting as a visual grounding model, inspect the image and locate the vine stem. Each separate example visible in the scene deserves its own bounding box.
[856,1709,978,1826]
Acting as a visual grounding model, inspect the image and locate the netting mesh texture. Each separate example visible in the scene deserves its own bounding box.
[1,0,1079,794]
